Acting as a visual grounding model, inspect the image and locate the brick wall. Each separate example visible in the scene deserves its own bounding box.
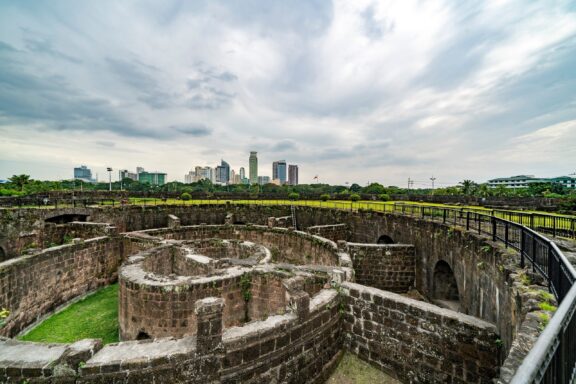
[307,224,350,242]
[342,282,499,383]
[346,243,415,293]
[0,237,123,337]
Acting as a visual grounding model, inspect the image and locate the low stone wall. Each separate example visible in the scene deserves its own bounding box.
[0,236,124,337]
[221,289,341,384]
[138,225,341,266]
[342,282,500,383]
[346,243,415,293]
[307,224,350,242]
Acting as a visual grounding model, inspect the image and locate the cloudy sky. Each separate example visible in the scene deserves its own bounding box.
[1,0,575,187]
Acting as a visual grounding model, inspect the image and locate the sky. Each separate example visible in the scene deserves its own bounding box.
[0,0,575,187]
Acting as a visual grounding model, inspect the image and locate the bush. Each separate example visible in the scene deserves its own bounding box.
[350,193,361,202]
[320,194,330,201]
[379,193,390,201]
[288,192,300,200]
[181,192,191,201]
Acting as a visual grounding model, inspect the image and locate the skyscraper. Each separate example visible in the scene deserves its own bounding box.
[249,151,258,184]
[239,167,245,180]
[272,160,287,185]
[288,165,299,186]
[215,160,230,184]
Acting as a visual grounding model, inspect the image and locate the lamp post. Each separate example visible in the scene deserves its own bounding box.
[107,167,113,192]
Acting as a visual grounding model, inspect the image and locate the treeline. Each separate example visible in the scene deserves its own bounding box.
[1,174,575,199]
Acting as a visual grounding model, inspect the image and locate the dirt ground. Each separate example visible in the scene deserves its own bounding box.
[326,353,401,384]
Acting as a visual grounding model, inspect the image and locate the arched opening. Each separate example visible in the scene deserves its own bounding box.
[432,260,460,311]
[377,235,395,244]
[45,214,88,224]
[0,246,7,262]
[136,331,151,340]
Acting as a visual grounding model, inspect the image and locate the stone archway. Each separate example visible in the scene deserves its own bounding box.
[432,260,460,311]
[376,235,395,244]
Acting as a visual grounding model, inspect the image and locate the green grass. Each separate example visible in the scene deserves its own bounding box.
[327,352,400,384]
[19,284,119,345]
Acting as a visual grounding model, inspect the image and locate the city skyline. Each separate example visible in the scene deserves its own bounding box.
[0,1,575,186]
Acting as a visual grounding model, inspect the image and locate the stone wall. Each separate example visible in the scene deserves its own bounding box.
[346,243,415,293]
[306,224,350,242]
[0,236,124,337]
[139,225,341,266]
[342,282,499,383]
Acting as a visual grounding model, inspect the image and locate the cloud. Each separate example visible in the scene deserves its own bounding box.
[172,124,213,136]
[0,0,575,185]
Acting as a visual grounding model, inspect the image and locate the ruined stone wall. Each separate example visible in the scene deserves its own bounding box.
[342,282,500,384]
[346,243,415,293]
[306,224,350,242]
[221,290,341,384]
[0,236,123,337]
[247,273,287,323]
[140,225,340,266]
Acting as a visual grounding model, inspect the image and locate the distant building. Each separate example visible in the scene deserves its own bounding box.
[119,169,138,181]
[488,175,576,189]
[288,165,299,186]
[138,170,167,186]
[272,160,287,185]
[249,151,258,185]
[258,176,270,185]
[215,160,230,185]
[230,169,237,184]
[239,167,246,180]
[184,171,194,184]
[74,165,94,183]
[136,167,145,175]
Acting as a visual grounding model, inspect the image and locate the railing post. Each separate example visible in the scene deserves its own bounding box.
[443,209,447,224]
[530,214,535,229]
[492,217,497,241]
[552,216,557,238]
[466,212,470,231]
[532,235,537,273]
[420,206,425,218]
[504,223,509,248]
[520,230,525,268]
[547,244,553,292]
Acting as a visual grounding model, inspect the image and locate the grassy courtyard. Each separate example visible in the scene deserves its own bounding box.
[19,284,119,345]
[327,352,401,384]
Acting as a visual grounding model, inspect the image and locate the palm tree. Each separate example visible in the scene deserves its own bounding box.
[8,174,31,191]
[460,179,476,195]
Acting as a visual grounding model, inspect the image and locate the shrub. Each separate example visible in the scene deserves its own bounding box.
[379,193,390,201]
[181,192,191,201]
[288,192,300,200]
[350,193,361,202]
[320,194,330,201]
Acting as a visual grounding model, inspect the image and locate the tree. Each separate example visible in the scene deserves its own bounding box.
[349,183,362,193]
[460,180,476,195]
[363,183,385,195]
[181,192,191,201]
[350,193,361,201]
[8,174,31,191]
[320,193,330,201]
[288,192,300,200]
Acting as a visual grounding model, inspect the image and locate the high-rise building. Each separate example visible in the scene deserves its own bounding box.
[288,165,299,186]
[136,167,145,175]
[119,169,138,181]
[249,151,258,185]
[138,171,167,186]
[74,165,94,183]
[186,166,214,183]
[239,167,246,180]
[272,160,287,185]
[215,160,230,184]
[258,176,270,185]
[230,169,237,184]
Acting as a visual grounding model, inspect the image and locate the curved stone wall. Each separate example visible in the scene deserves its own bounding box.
[0,236,124,337]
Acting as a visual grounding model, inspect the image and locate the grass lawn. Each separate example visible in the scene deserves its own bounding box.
[327,352,401,384]
[19,284,119,345]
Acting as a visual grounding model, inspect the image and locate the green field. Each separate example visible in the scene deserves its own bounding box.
[19,284,119,345]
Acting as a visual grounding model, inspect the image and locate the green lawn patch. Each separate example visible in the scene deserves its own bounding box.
[19,284,119,345]
[327,352,401,384]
